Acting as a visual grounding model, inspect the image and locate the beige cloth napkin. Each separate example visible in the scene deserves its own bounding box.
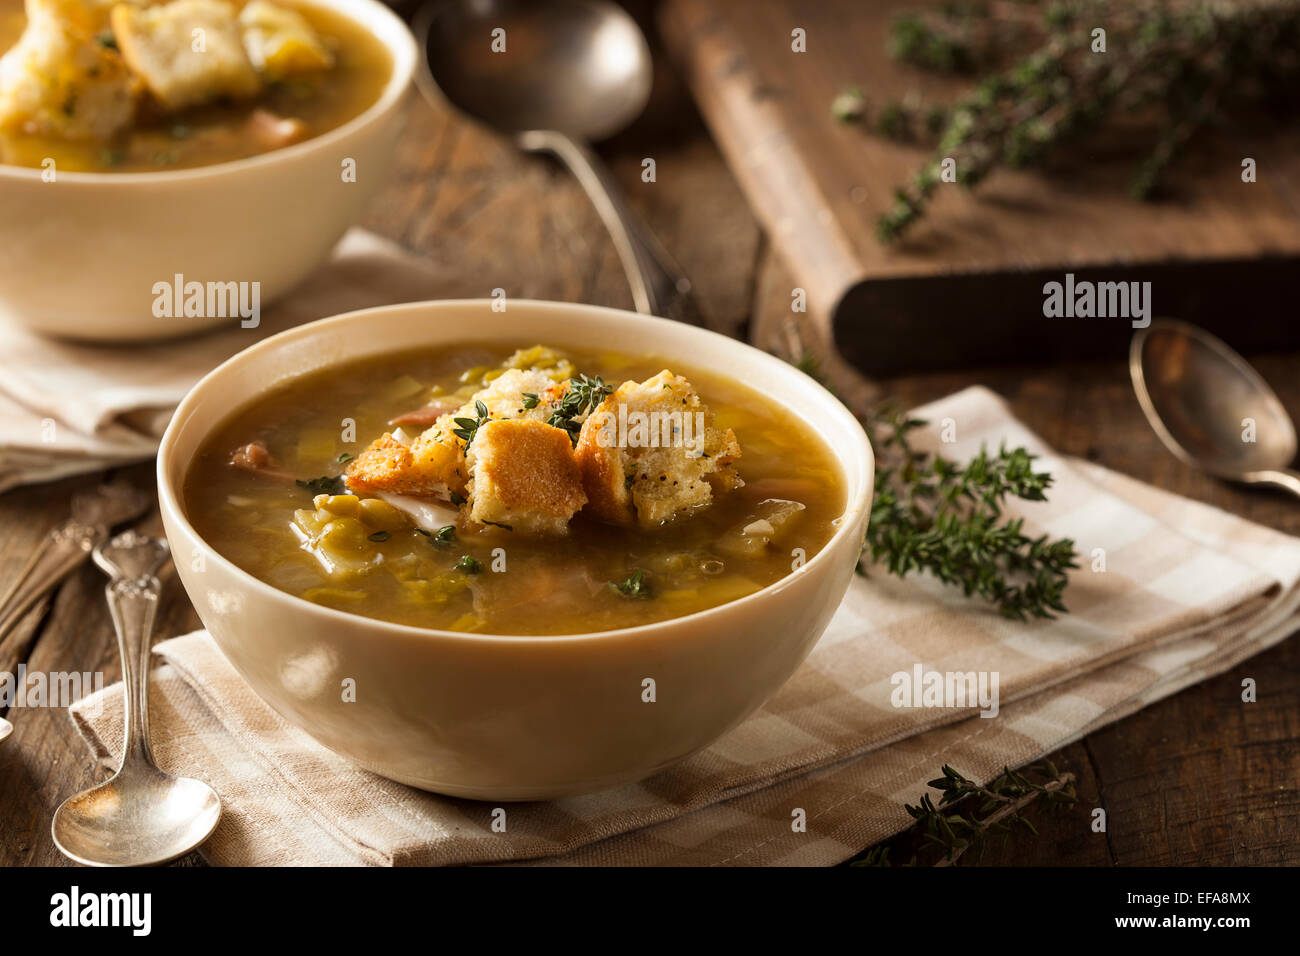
[0,229,452,493]
[68,386,1300,866]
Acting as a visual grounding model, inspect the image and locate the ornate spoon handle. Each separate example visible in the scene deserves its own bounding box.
[104,574,163,767]
[0,519,105,645]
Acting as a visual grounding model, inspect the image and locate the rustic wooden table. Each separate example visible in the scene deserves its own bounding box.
[1,31,1296,867]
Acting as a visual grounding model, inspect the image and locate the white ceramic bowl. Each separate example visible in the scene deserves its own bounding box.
[0,0,417,342]
[158,300,874,800]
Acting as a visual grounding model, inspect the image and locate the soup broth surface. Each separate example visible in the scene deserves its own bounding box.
[184,344,847,635]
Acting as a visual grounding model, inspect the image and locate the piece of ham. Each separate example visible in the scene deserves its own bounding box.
[242,108,309,152]
[388,395,464,428]
[231,440,270,470]
[229,440,295,481]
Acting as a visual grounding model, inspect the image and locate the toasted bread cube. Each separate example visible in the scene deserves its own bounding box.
[344,432,467,498]
[238,0,332,81]
[576,370,741,528]
[453,368,569,423]
[465,420,586,535]
[112,0,260,112]
[34,0,134,35]
[0,3,141,139]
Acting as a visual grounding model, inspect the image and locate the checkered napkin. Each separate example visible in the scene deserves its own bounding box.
[0,230,453,493]
[67,386,1300,866]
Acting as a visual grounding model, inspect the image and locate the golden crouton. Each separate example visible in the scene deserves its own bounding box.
[454,368,569,423]
[112,0,260,112]
[238,0,332,81]
[35,0,132,35]
[465,420,587,536]
[344,432,467,499]
[0,2,141,139]
[346,370,570,500]
[576,370,741,528]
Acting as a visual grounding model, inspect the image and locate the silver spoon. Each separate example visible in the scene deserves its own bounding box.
[415,0,705,326]
[1131,319,1300,499]
[52,531,221,866]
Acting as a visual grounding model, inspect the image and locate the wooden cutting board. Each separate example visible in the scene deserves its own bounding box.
[659,0,1300,373]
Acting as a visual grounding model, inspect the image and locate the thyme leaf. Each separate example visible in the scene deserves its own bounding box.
[452,400,490,447]
[609,569,652,599]
[296,475,346,496]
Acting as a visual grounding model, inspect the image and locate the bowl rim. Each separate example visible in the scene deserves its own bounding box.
[157,298,875,645]
[0,0,417,185]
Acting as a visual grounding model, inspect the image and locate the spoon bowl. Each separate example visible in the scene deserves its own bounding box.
[1132,319,1300,497]
[417,0,652,141]
[52,764,222,868]
[52,533,221,866]
[415,0,702,324]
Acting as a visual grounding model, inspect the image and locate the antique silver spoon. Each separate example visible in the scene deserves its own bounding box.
[1131,319,1300,499]
[415,0,705,326]
[51,531,221,866]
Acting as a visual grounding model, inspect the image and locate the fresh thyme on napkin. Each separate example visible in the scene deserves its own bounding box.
[862,403,1078,621]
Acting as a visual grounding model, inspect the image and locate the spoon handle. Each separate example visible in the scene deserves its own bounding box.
[1249,468,1300,501]
[0,519,105,646]
[519,130,706,327]
[105,574,162,767]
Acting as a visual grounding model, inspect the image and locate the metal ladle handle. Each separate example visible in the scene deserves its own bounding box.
[519,129,706,327]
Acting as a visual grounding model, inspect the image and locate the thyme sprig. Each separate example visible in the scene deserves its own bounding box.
[853,762,1078,866]
[452,400,490,448]
[296,474,347,496]
[548,374,613,443]
[863,403,1078,620]
[841,0,1300,242]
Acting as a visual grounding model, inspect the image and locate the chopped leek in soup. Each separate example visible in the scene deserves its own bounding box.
[0,0,391,171]
[183,344,847,635]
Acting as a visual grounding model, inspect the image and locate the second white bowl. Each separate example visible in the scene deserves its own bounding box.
[0,0,417,342]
